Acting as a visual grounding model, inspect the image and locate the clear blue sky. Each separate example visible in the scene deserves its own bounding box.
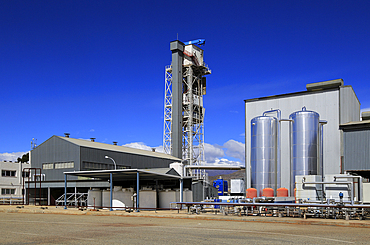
[1,1,370,164]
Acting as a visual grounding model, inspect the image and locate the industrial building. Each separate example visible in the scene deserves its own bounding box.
[28,134,195,207]
[244,79,361,196]
[340,112,370,179]
[0,160,29,203]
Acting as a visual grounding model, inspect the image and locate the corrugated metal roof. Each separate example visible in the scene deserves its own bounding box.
[339,120,370,130]
[56,136,181,161]
[244,79,348,103]
[64,168,189,181]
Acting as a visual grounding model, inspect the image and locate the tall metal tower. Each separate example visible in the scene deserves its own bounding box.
[163,40,211,178]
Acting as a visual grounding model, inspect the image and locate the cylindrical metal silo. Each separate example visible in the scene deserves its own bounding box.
[251,116,278,197]
[289,107,320,195]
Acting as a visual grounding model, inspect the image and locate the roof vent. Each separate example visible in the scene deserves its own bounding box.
[90,138,95,142]
[64,133,70,138]
[306,79,343,91]
[113,141,118,145]
[362,111,370,121]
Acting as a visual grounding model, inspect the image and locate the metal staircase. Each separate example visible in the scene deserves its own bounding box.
[55,193,88,207]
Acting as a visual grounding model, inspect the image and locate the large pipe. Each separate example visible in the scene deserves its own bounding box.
[319,120,327,200]
[173,201,370,209]
[263,109,281,190]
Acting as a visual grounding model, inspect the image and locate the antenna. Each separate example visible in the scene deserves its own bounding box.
[31,138,37,150]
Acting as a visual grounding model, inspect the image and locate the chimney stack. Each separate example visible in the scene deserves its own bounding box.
[90,138,95,142]
[64,133,70,138]
[113,141,118,145]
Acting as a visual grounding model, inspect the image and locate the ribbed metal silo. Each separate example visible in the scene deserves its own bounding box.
[251,116,278,197]
[289,107,320,195]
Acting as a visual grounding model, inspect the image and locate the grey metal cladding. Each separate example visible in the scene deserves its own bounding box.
[80,147,172,169]
[31,135,179,182]
[339,86,361,124]
[30,136,80,181]
[343,129,370,171]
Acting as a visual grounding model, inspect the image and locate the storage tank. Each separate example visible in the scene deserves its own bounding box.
[251,116,278,197]
[87,189,102,208]
[289,107,320,195]
[262,188,274,197]
[276,187,289,197]
[246,188,257,198]
[102,189,111,208]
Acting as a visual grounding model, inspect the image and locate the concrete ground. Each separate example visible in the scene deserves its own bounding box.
[0,205,370,244]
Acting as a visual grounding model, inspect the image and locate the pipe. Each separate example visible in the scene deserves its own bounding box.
[136,171,139,212]
[180,178,183,202]
[302,180,354,205]
[262,109,281,191]
[334,175,363,203]
[173,201,370,209]
[279,118,294,196]
[110,173,113,211]
[64,174,67,209]
[319,120,327,200]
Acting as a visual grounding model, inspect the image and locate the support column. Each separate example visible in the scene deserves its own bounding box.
[64,174,67,209]
[180,178,184,202]
[110,173,113,211]
[136,171,140,212]
[47,187,50,206]
[74,186,77,207]
[170,40,184,159]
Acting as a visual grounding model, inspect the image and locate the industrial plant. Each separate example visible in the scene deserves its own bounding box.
[2,39,370,221]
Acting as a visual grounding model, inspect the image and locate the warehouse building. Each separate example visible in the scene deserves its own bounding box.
[29,134,191,207]
[244,79,361,194]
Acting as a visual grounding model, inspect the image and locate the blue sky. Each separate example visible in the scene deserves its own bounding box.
[1,1,370,165]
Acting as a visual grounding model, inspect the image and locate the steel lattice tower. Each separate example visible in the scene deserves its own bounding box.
[163,40,211,179]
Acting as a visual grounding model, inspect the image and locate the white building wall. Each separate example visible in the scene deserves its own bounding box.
[245,89,341,193]
[0,161,29,198]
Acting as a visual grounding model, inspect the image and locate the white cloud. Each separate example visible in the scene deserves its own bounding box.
[223,139,245,163]
[214,158,242,166]
[123,142,164,153]
[121,140,245,167]
[361,107,370,113]
[0,152,28,162]
[204,143,224,162]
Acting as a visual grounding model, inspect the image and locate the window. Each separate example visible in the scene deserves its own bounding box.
[82,161,129,170]
[1,189,16,195]
[2,170,16,177]
[42,163,54,169]
[22,172,30,178]
[54,162,74,169]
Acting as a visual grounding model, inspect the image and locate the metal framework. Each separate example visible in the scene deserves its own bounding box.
[163,50,211,179]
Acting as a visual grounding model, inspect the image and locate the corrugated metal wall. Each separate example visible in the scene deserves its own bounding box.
[31,136,80,181]
[31,136,177,181]
[343,129,370,171]
[339,86,361,124]
[80,147,174,170]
